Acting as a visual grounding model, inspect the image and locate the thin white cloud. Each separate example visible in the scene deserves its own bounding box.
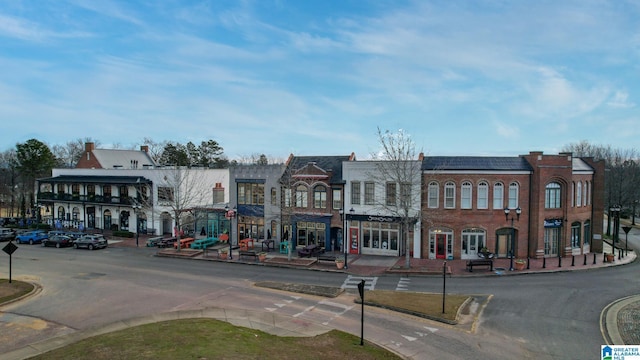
[607,90,635,108]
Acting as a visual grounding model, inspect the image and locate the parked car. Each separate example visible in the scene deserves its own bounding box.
[0,228,16,242]
[15,230,48,245]
[42,235,74,248]
[73,234,108,250]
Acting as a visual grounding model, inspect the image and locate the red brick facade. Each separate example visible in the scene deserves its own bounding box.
[421,152,605,260]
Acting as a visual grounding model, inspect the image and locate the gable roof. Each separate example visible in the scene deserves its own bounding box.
[79,149,156,169]
[286,155,352,184]
[422,156,533,171]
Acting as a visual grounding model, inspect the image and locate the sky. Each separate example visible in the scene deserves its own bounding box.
[1,0,639,161]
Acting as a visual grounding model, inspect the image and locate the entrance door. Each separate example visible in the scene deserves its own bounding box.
[435,233,447,259]
[497,234,509,258]
[349,228,359,254]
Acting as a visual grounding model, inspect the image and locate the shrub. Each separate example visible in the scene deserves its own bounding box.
[112,230,134,238]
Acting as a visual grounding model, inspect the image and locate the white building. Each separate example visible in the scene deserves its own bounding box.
[342,159,422,257]
[37,167,229,236]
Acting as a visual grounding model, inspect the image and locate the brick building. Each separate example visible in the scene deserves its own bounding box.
[421,152,605,260]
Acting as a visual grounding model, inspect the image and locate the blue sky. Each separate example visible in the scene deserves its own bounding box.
[1,0,638,160]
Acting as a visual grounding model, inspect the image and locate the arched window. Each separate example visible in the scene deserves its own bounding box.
[444,182,455,209]
[428,182,439,208]
[313,185,327,209]
[493,182,504,209]
[57,206,66,220]
[477,181,488,209]
[508,182,519,209]
[295,185,308,208]
[461,181,472,209]
[545,182,561,209]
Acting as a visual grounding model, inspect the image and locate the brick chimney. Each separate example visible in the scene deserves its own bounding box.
[140,145,149,153]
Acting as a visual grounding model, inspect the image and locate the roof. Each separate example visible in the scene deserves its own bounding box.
[286,155,352,184]
[38,175,153,185]
[422,156,533,171]
[572,158,594,172]
[87,149,156,169]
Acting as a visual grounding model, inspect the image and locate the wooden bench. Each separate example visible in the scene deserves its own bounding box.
[298,244,324,258]
[466,259,493,272]
[156,237,177,248]
[317,254,337,263]
[261,239,275,252]
[238,250,258,261]
[174,237,195,249]
[146,236,163,247]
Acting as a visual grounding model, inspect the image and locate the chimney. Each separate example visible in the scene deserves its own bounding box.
[140,145,149,153]
[85,142,95,152]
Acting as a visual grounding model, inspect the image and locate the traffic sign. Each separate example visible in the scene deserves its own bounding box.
[3,241,17,255]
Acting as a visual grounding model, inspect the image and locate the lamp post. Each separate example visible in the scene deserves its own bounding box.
[609,205,621,246]
[340,208,354,269]
[633,200,638,226]
[225,204,236,260]
[622,226,631,257]
[132,205,141,247]
[504,207,522,271]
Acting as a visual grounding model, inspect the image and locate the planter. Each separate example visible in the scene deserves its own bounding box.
[515,260,526,271]
[335,260,345,269]
[219,251,228,260]
[605,253,615,263]
[258,253,267,262]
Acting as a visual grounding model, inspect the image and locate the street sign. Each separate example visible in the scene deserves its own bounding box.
[3,241,17,255]
[3,241,17,283]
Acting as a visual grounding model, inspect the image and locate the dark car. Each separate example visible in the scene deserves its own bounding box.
[42,235,74,248]
[0,228,16,242]
[73,234,108,250]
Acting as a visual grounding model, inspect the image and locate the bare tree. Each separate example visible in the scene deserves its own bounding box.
[52,138,101,168]
[563,141,640,231]
[141,137,168,164]
[369,128,423,269]
[148,167,222,251]
[278,162,297,261]
[0,149,19,217]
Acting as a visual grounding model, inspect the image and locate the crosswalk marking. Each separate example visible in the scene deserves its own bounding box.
[341,275,378,290]
[396,277,410,291]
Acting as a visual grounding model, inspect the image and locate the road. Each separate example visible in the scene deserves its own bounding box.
[1,226,639,359]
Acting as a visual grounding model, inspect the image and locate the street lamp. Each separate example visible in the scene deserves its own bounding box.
[504,207,522,271]
[609,205,621,246]
[633,200,638,226]
[132,205,142,247]
[225,204,237,260]
[622,226,632,257]
[340,208,354,269]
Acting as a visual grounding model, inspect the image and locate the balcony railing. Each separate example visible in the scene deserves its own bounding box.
[38,192,140,206]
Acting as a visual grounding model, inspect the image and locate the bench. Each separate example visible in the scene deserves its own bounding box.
[190,237,219,249]
[466,259,493,272]
[174,237,195,249]
[156,237,177,248]
[146,236,163,247]
[261,239,275,252]
[297,244,324,258]
[317,254,337,263]
[238,250,258,261]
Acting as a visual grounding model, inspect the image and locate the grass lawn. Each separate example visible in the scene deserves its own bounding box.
[364,290,468,322]
[1,279,469,359]
[29,318,402,360]
[0,279,34,304]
